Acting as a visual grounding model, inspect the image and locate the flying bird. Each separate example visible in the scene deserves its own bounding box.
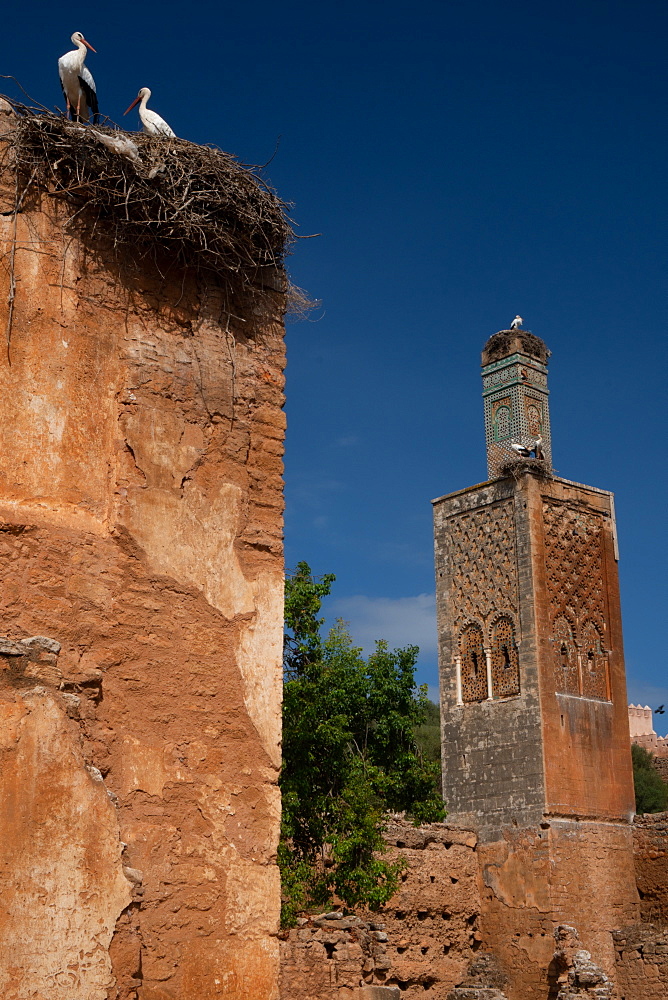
[510,315,523,330]
[58,31,99,123]
[655,705,665,715]
[124,88,176,137]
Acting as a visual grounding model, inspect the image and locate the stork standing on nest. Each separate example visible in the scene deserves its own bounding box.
[510,315,523,330]
[510,438,544,460]
[124,88,176,137]
[58,31,99,123]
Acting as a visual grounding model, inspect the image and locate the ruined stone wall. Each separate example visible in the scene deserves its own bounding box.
[279,822,481,1000]
[633,813,668,925]
[0,104,286,1000]
[613,924,668,1000]
[478,820,639,1000]
[277,806,668,1000]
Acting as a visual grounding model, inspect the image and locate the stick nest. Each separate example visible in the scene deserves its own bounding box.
[2,100,294,288]
[483,329,550,364]
[498,457,553,481]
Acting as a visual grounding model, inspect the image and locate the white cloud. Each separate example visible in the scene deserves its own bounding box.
[328,592,437,660]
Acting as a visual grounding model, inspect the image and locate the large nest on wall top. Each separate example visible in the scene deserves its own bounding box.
[483,329,550,364]
[498,457,553,481]
[1,100,295,291]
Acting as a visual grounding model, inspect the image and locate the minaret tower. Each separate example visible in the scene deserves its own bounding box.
[432,324,638,999]
[481,328,552,478]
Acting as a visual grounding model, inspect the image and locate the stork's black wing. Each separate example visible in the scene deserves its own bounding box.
[78,72,99,124]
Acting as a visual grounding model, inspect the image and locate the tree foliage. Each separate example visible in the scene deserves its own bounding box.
[279,562,445,925]
[632,743,668,814]
[414,699,442,794]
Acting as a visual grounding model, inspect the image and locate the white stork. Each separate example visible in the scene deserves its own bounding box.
[510,438,545,460]
[510,315,523,330]
[124,88,176,137]
[58,31,99,123]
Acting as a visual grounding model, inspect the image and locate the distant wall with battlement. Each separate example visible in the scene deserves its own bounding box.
[629,704,668,758]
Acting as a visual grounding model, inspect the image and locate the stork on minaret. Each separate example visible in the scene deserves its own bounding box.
[58,31,99,123]
[510,437,544,460]
[510,315,523,330]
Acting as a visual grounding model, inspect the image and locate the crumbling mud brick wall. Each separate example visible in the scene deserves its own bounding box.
[0,101,286,1000]
[477,819,639,1000]
[613,924,668,1000]
[279,913,396,1000]
[632,812,668,925]
[279,821,482,1000]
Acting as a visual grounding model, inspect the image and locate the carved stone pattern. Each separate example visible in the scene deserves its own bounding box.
[543,503,606,625]
[581,620,608,700]
[552,615,579,695]
[490,615,520,698]
[446,500,518,633]
[460,623,487,703]
[543,503,610,701]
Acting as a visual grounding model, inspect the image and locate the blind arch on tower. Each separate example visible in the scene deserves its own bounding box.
[580,620,609,701]
[459,622,487,703]
[490,615,520,698]
[553,615,579,695]
[493,404,511,441]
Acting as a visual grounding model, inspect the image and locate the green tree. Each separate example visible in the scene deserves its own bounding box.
[631,743,668,814]
[414,699,442,794]
[280,562,445,925]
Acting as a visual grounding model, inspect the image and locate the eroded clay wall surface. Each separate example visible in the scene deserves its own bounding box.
[279,821,481,1000]
[478,820,639,1000]
[0,112,286,1000]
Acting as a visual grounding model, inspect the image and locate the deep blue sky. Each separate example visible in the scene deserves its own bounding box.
[2,0,666,733]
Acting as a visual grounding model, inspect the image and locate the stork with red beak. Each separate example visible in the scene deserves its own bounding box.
[124,88,176,138]
[58,31,99,123]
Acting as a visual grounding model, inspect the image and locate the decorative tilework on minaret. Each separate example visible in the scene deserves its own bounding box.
[481,327,552,479]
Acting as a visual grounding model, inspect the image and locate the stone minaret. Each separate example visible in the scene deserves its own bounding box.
[432,327,638,999]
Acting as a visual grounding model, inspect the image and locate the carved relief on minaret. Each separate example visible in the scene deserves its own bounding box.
[543,501,611,700]
[490,615,520,698]
[445,497,521,702]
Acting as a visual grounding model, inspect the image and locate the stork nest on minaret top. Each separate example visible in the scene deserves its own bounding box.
[1,99,294,291]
